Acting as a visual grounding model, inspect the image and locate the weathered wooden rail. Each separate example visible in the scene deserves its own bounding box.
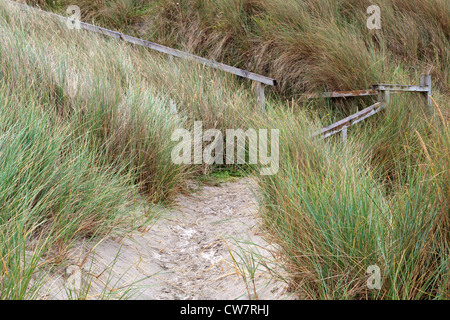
[312,102,385,142]
[313,75,432,144]
[5,0,276,111]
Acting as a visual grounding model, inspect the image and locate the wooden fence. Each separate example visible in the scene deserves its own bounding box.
[312,75,432,145]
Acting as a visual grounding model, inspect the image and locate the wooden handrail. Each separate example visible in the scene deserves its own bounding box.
[5,0,276,111]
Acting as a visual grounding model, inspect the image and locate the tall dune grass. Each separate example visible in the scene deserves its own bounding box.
[0,89,141,298]
[0,1,192,202]
[251,98,449,299]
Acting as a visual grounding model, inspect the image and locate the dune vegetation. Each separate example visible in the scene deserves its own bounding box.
[28,0,449,97]
[0,0,448,299]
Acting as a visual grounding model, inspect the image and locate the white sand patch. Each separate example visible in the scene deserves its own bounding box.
[37,178,293,300]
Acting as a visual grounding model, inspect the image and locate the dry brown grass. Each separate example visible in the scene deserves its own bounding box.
[27,0,450,98]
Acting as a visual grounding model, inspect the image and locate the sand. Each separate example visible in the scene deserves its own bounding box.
[36,178,293,300]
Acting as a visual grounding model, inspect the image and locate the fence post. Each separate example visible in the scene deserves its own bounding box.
[378,88,390,105]
[254,82,266,112]
[420,74,432,115]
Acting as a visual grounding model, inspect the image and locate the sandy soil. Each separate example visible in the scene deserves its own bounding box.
[37,178,293,300]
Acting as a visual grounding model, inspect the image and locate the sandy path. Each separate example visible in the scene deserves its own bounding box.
[38,178,291,300]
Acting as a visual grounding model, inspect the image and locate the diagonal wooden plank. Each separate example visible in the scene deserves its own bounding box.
[313,102,385,138]
[5,0,276,86]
